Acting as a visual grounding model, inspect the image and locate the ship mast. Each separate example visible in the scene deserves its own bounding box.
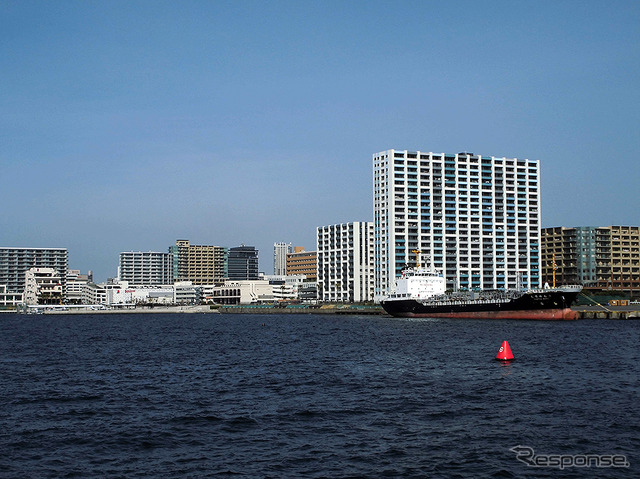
[412,249,422,269]
[552,253,557,288]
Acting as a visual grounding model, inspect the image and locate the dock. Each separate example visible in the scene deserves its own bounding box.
[574,307,640,320]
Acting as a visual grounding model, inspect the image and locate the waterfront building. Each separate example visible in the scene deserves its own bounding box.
[174,281,197,304]
[286,247,317,280]
[542,226,639,290]
[316,222,375,302]
[66,270,93,304]
[274,242,293,276]
[79,282,110,305]
[541,227,598,286]
[210,280,273,304]
[24,267,63,305]
[170,240,227,285]
[597,226,640,290]
[262,274,318,302]
[373,150,541,299]
[0,247,68,296]
[118,251,173,286]
[227,245,259,280]
[106,283,175,306]
[0,285,22,307]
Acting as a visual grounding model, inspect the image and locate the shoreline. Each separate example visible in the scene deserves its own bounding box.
[2,305,639,319]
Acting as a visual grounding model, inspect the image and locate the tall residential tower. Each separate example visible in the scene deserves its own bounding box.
[373,150,541,299]
[273,242,293,276]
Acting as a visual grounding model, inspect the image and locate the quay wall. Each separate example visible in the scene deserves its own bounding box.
[219,305,384,315]
[575,309,640,320]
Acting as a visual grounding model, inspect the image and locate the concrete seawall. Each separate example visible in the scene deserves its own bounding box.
[5,305,219,315]
[4,305,638,319]
[575,310,640,319]
[218,305,385,315]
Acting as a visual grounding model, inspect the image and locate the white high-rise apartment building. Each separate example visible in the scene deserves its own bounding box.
[373,150,541,299]
[118,251,173,286]
[317,222,374,302]
[273,242,292,275]
[0,247,68,295]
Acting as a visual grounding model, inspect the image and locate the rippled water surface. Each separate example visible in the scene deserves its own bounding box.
[1,313,638,478]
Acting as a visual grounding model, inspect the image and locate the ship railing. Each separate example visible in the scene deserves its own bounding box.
[528,285,583,293]
[421,297,511,306]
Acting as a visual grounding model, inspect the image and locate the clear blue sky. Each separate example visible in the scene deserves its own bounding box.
[1,0,639,281]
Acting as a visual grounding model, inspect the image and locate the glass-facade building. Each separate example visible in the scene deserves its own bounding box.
[373,150,541,298]
[227,246,259,280]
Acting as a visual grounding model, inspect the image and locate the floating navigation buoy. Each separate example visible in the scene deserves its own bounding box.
[496,340,514,361]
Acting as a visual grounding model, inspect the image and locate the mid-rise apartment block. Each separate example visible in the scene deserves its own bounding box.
[373,150,540,298]
[66,270,93,304]
[542,226,640,290]
[286,247,317,280]
[118,251,173,286]
[317,222,374,302]
[0,247,68,295]
[170,240,227,285]
[541,227,597,286]
[24,267,63,305]
[598,226,640,290]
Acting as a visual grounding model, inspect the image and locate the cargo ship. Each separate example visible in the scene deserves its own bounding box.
[380,256,582,320]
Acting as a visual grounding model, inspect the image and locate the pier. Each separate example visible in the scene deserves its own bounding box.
[574,307,640,320]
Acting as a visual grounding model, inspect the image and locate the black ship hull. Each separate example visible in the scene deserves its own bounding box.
[381,289,581,320]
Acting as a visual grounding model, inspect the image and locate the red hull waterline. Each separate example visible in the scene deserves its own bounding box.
[396,308,577,320]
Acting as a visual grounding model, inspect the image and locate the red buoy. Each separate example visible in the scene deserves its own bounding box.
[496,340,514,361]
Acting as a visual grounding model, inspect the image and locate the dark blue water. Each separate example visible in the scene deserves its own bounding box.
[1,313,638,478]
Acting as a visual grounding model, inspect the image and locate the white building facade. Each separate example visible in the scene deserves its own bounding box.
[24,267,64,305]
[0,247,68,295]
[0,285,22,307]
[373,150,541,299]
[316,222,375,302]
[107,284,175,305]
[118,251,173,286]
[273,242,292,276]
[210,280,274,304]
[66,270,93,304]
